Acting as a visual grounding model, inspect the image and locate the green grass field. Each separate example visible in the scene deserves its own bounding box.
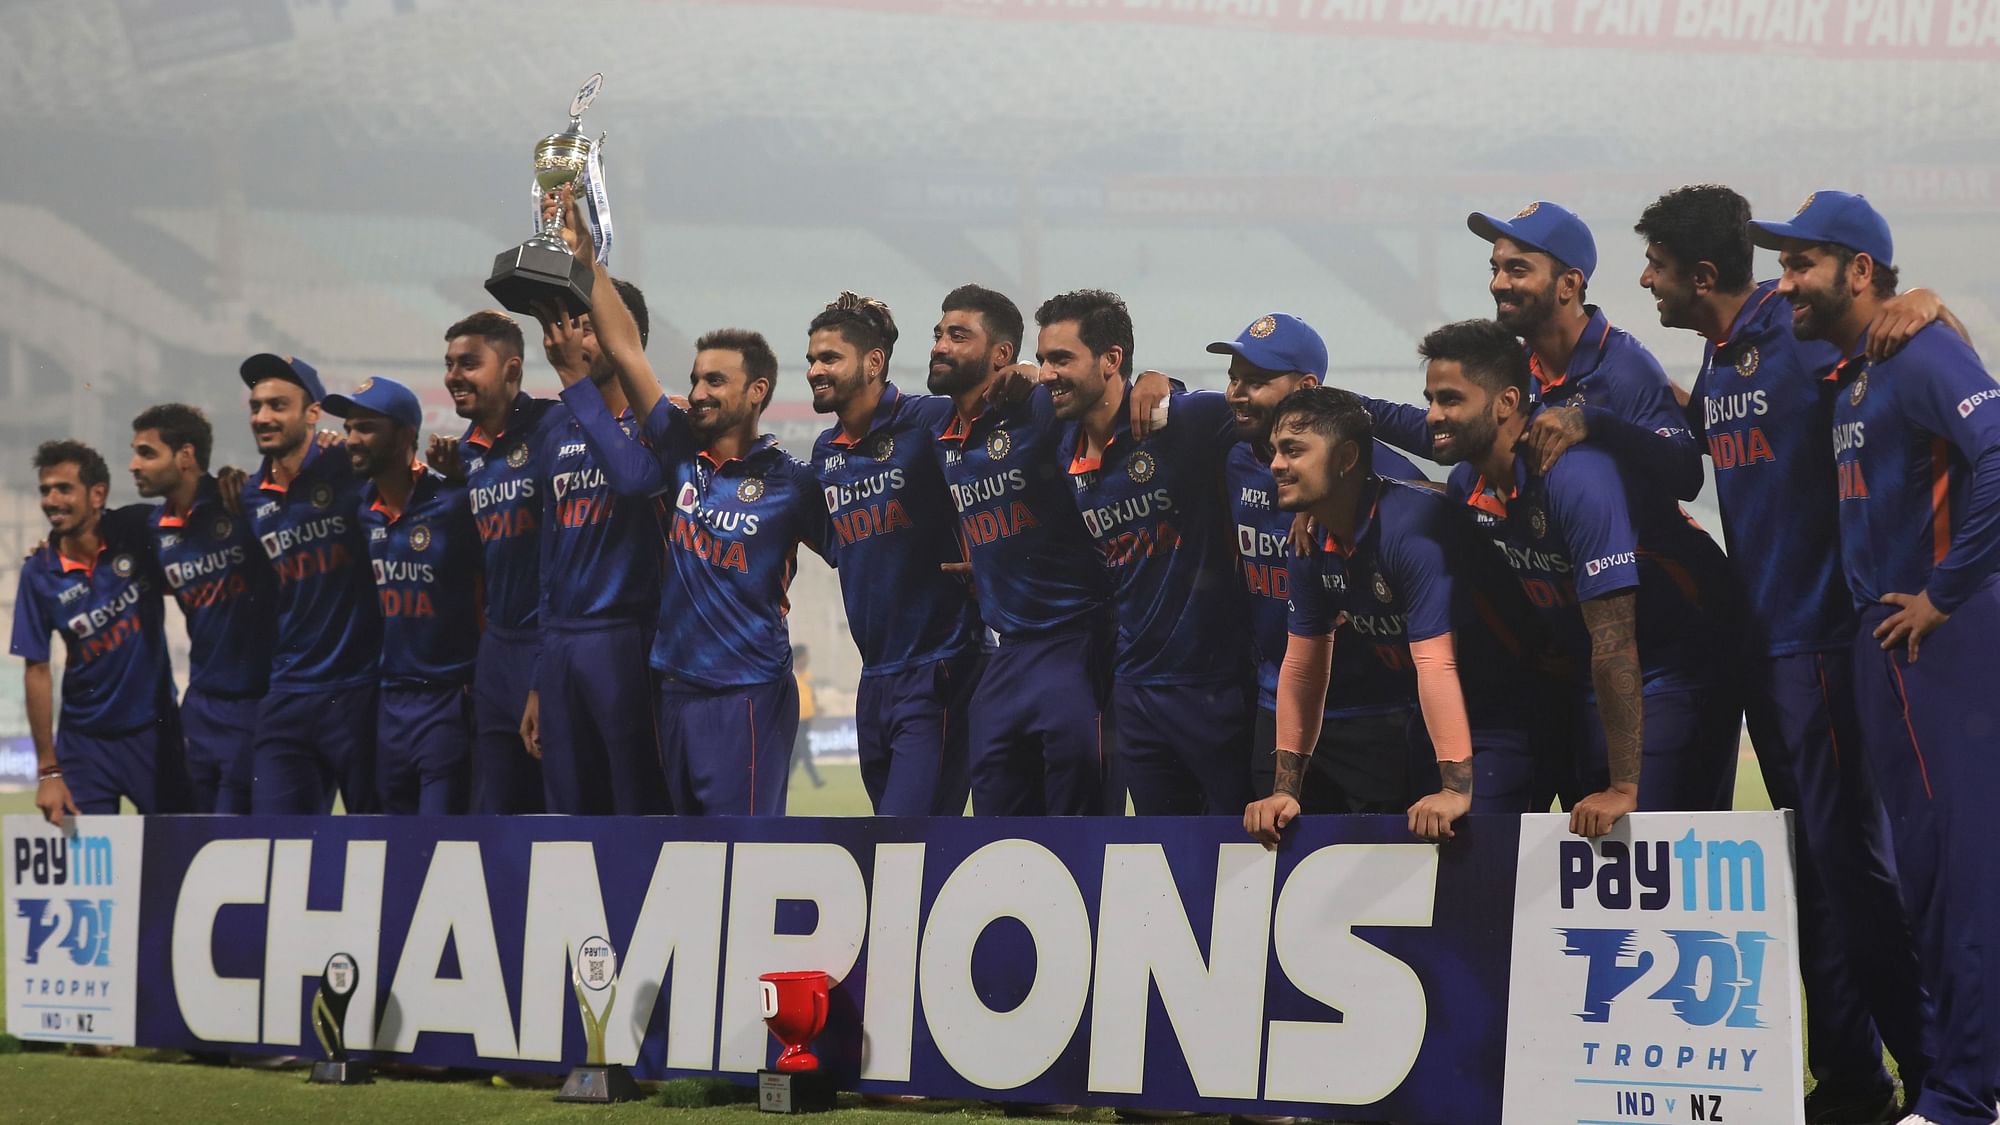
[0,757,1782,1122]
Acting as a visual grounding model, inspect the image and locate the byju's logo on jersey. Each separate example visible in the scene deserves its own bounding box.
[1957,388,2000,417]
[985,430,1012,461]
[676,482,699,514]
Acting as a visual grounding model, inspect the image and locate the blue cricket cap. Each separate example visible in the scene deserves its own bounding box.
[1748,190,1893,267]
[240,353,327,404]
[1206,313,1329,378]
[1468,201,1598,282]
[322,376,423,431]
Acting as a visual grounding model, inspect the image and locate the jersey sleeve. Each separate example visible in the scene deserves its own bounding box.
[9,562,51,663]
[1386,499,1455,643]
[1285,543,1341,638]
[1176,390,1238,459]
[1358,396,1436,460]
[1578,350,1704,501]
[1896,329,2000,612]
[1371,441,1429,484]
[1544,449,1640,601]
[558,382,669,497]
[792,460,833,563]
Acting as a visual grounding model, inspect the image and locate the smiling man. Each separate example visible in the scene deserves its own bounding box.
[325,376,479,815]
[1213,312,1434,814]
[12,441,188,825]
[806,292,982,815]
[1755,190,2000,1125]
[239,353,381,815]
[445,310,554,814]
[129,403,274,815]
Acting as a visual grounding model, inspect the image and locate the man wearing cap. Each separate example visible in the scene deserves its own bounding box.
[1215,311,1437,813]
[1042,289,1253,814]
[14,440,189,825]
[441,310,552,814]
[239,353,382,815]
[129,403,275,815]
[1626,185,1933,1125]
[325,376,478,815]
[1364,202,1705,504]
[1755,190,2000,1125]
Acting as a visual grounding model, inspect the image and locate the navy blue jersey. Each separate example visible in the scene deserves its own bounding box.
[1832,322,2000,614]
[11,506,174,734]
[1062,388,1244,682]
[461,392,557,633]
[363,467,482,686]
[149,476,274,697]
[1445,436,1734,693]
[1364,307,1701,499]
[1229,440,1426,716]
[567,386,830,688]
[1681,282,1854,655]
[536,390,661,625]
[813,384,981,676]
[933,386,1111,637]
[1287,478,1543,726]
[244,442,381,691]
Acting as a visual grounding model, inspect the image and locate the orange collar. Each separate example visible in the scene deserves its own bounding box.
[368,462,427,523]
[1462,471,1517,520]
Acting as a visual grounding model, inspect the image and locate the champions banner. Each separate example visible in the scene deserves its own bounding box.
[6,812,1803,1125]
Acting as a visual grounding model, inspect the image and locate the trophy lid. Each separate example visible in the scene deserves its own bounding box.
[570,73,604,121]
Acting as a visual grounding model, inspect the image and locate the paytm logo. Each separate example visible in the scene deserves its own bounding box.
[13,834,114,887]
[1555,831,1771,1029]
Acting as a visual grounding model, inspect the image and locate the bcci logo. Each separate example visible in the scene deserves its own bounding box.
[310,482,335,510]
[985,430,1012,462]
[409,525,432,552]
[506,444,530,469]
[1735,346,1759,379]
[1527,505,1549,540]
[1849,371,1869,405]
[355,378,375,394]
[1371,571,1393,604]
[1249,315,1277,338]
[111,554,135,578]
[1515,201,1541,218]
[1128,451,1156,483]
[1796,192,1817,215]
[211,515,233,541]
[737,477,766,503]
[870,434,895,462]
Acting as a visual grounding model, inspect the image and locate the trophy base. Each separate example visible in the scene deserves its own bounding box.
[758,1068,836,1114]
[486,241,595,319]
[555,1063,645,1103]
[308,1060,372,1085]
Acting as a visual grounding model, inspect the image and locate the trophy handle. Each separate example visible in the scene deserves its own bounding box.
[811,983,827,1036]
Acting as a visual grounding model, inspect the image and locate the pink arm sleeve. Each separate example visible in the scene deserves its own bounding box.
[1410,632,1473,763]
[1275,633,1334,757]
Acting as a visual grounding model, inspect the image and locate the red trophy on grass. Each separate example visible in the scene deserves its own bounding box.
[757,970,836,1113]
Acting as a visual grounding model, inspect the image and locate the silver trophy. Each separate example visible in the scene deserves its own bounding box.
[486,74,606,317]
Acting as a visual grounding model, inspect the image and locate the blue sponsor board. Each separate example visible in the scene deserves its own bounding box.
[5,812,1802,1124]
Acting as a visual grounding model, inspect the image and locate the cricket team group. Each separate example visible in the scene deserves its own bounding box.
[12,185,1999,1123]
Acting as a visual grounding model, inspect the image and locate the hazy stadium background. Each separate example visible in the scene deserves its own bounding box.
[0,0,1994,773]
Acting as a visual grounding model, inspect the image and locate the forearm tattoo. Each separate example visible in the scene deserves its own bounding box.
[1582,591,1644,788]
[1273,750,1307,799]
[1439,759,1474,796]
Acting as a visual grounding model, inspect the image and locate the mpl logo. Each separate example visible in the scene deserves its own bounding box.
[1555,830,1771,1029]
[12,834,118,968]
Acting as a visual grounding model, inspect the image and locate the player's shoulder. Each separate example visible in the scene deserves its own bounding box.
[1370,439,1426,482]
[1441,461,1480,502]
[1881,319,1987,381]
[1545,441,1621,489]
